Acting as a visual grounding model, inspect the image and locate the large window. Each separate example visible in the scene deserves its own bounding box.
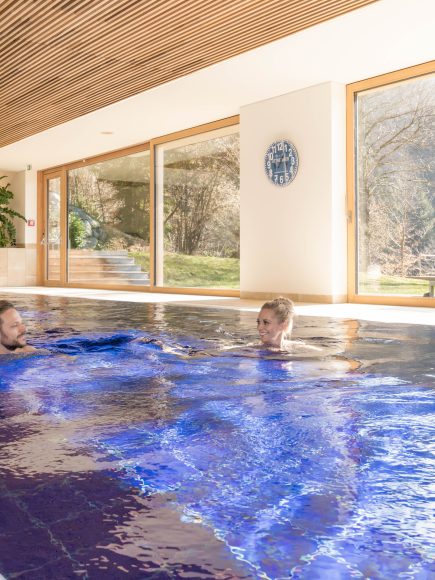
[349,63,435,303]
[155,125,240,289]
[39,117,240,295]
[67,150,150,286]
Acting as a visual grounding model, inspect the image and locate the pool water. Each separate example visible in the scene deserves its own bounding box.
[0,295,434,579]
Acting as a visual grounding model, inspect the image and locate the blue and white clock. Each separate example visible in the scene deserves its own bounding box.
[264,139,299,187]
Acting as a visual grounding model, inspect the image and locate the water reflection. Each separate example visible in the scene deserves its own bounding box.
[0,294,434,579]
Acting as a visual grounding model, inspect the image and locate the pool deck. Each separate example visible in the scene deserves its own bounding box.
[1,286,434,326]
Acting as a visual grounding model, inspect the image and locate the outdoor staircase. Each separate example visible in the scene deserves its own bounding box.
[49,250,150,286]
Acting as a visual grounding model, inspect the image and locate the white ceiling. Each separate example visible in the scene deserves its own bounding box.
[1,0,434,172]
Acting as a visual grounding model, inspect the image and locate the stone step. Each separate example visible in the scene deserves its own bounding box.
[61,263,143,272]
[48,250,149,284]
[49,265,126,274]
[70,277,150,285]
[51,256,138,266]
[68,270,149,279]
[68,250,130,257]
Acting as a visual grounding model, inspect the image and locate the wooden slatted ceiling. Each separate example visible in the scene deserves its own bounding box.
[0,0,377,148]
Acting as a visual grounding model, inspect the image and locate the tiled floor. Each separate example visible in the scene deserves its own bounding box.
[1,286,434,326]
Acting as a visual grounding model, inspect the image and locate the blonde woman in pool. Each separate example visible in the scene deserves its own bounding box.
[256,297,323,355]
[256,298,362,375]
[257,297,295,350]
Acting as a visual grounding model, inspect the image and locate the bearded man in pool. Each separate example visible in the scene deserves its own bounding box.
[0,300,37,354]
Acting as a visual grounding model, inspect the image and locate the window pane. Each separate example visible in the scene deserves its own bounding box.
[155,127,240,289]
[46,177,61,281]
[67,151,150,286]
[356,74,435,297]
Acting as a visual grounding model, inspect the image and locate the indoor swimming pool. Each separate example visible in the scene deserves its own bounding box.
[0,294,434,579]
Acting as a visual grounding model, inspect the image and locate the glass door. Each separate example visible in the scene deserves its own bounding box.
[155,124,240,290]
[348,62,435,306]
[66,150,150,287]
[42,172,66,284]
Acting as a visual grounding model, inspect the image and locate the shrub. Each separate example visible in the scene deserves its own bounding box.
[0,176,27,248]
[69,213,87,249]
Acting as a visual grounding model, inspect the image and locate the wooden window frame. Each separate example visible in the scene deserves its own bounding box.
[37,115,240,297]
[346,60,435,307]
[151,115,240,296]
[38,170,66,286]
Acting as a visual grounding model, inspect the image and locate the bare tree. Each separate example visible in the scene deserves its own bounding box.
[164,134,239,256]
[370,177,434,276]
[68,154,150,249]
[357,76,435,276]
[68,167,120,223]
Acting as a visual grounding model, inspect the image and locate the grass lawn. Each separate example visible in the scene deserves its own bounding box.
[129,253,430,295]
[130,251,240,289]
[359,274,430,296]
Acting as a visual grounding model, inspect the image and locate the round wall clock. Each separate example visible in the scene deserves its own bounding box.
[264,139,299,186]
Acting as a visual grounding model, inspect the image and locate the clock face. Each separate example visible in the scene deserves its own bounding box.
[264,140,299,186]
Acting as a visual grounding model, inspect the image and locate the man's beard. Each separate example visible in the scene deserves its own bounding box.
[1,333,26,351]
[3,343,20,351]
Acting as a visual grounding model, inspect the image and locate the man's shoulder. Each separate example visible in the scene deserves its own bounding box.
[20,345,38,353]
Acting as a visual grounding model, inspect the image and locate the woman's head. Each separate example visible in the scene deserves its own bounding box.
[257,297,295,348]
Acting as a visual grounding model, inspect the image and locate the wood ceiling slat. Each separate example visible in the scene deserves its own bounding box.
[1,0,372,73]
[0,0,198,89]
[0,1,145,91]
[0,0,67,50]
[0,0,41,29]
[0,0,189,60]
[0,0,220,81]
[0,0,368,82]
[0,0,368,97]
[1,0,373,110]
[0,6,370,133]
[0,0,378,147]
[0,0,127,63]
[1,0,372,113]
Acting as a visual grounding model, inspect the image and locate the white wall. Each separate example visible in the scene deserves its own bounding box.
[3,83,349,298]
[240,82,347,302]
[0,169,37,286]
[24,169,38,246]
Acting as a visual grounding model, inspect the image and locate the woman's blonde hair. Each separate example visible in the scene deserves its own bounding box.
[260,297,295,325]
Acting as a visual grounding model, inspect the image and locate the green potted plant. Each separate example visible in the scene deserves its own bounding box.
[0,175,27,247]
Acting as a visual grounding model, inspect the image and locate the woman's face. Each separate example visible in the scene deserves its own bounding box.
[256,308,288,347]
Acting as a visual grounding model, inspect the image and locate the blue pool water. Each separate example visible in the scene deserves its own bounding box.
[0,295,434,579]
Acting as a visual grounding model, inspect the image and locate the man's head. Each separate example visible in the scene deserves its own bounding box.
[0,300,28,351]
